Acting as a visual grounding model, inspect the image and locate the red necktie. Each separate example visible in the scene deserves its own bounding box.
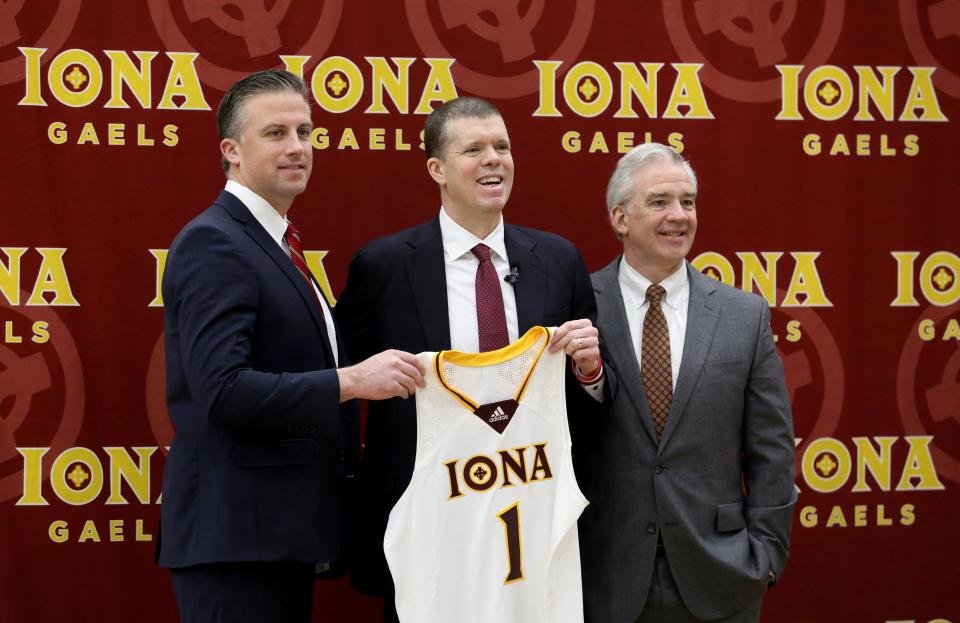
[471,243,509,352]
[284,222,328,316]
[642,284,672,441]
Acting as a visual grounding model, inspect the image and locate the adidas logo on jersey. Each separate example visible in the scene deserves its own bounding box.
[488,406,509,422]
[473,399,519,433]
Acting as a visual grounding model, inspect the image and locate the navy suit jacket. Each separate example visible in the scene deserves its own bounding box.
[334,217,614,595]
[157,190,359,569]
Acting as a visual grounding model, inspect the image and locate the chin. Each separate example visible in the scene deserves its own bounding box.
[482,198,508,212]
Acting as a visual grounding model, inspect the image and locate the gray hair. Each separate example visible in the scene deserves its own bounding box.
[424,96,502,160]
[216,69,309,175]
[605,143,698,224]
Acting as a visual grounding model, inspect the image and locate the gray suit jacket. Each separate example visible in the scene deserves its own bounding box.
[578,259,796,622]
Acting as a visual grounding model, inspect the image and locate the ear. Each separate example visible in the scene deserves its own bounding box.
[610,204,629,237]
[220,138,241,169]
[426,157,445,186]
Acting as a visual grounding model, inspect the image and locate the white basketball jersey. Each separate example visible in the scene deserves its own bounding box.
[384,326,588,623]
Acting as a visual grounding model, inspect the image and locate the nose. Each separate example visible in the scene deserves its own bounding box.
[480,144,500,166]
[285,132,306,156]
[664,200,687,220]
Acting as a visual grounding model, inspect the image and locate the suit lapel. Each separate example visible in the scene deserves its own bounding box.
[218,191,336,364]
[402,219,451,350]
[659,262,720,450]
[594,258,659,444]
[504,225,544,333]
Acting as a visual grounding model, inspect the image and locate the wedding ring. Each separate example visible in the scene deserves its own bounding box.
[576,337,583,350]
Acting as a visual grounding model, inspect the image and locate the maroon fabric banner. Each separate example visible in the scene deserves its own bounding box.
[2,2,957,622]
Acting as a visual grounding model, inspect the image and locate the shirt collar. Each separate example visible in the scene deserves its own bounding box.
[438,206,507,262]
[619,259,687,311]
[225,180,289,247]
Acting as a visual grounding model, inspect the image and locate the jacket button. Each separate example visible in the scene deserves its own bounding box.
[646,523,657,534]
[655,465,664,474]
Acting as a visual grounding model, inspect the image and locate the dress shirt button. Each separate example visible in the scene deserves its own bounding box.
[646,523,657,534]
[655,465,664,474]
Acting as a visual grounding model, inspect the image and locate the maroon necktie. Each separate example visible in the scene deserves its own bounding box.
[642,284,672,441]
[471,243,509,352]
[284,222,328,316]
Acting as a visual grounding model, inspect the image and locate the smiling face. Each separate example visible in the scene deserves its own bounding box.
[220,90,313,215]
[610,161,697,283]
[427,115,514,237]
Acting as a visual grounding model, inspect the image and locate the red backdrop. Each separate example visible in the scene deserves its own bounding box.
[2,2,958,622]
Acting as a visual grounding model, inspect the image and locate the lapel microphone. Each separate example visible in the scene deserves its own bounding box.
[504,267,520,285]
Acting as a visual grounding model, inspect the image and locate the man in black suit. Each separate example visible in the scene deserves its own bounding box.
[157,69,424,623]
[335,96,612,621]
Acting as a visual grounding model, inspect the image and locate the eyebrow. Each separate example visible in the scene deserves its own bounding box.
[646,191,697,200]
[261,122,313,132]
[460,137,510,147]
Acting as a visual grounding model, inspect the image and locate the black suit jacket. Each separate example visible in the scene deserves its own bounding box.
[334,217,613,595]
[157,190,359,570]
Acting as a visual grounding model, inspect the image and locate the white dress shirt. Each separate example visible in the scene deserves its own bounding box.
[225,180,339,365]
[439,206,519,353]
[618,259,689,389]
[438,207,603,400]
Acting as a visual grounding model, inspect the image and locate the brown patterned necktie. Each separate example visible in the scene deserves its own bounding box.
[642,284,672,441]
[471,243,509,352]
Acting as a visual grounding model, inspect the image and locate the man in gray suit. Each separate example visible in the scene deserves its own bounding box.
[578,143,796,623]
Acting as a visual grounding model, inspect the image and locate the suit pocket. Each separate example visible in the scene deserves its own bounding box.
[716,501,747,532]
[234,439,316,467]
[706,358,749,373]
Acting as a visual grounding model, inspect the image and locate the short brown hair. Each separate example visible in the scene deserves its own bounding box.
[423,96,502,160]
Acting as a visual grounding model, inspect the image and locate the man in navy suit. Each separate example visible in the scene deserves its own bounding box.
[157,70,425,623]
[335,97,613,622]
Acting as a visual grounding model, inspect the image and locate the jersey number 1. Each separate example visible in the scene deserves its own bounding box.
[497,502,524,584]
